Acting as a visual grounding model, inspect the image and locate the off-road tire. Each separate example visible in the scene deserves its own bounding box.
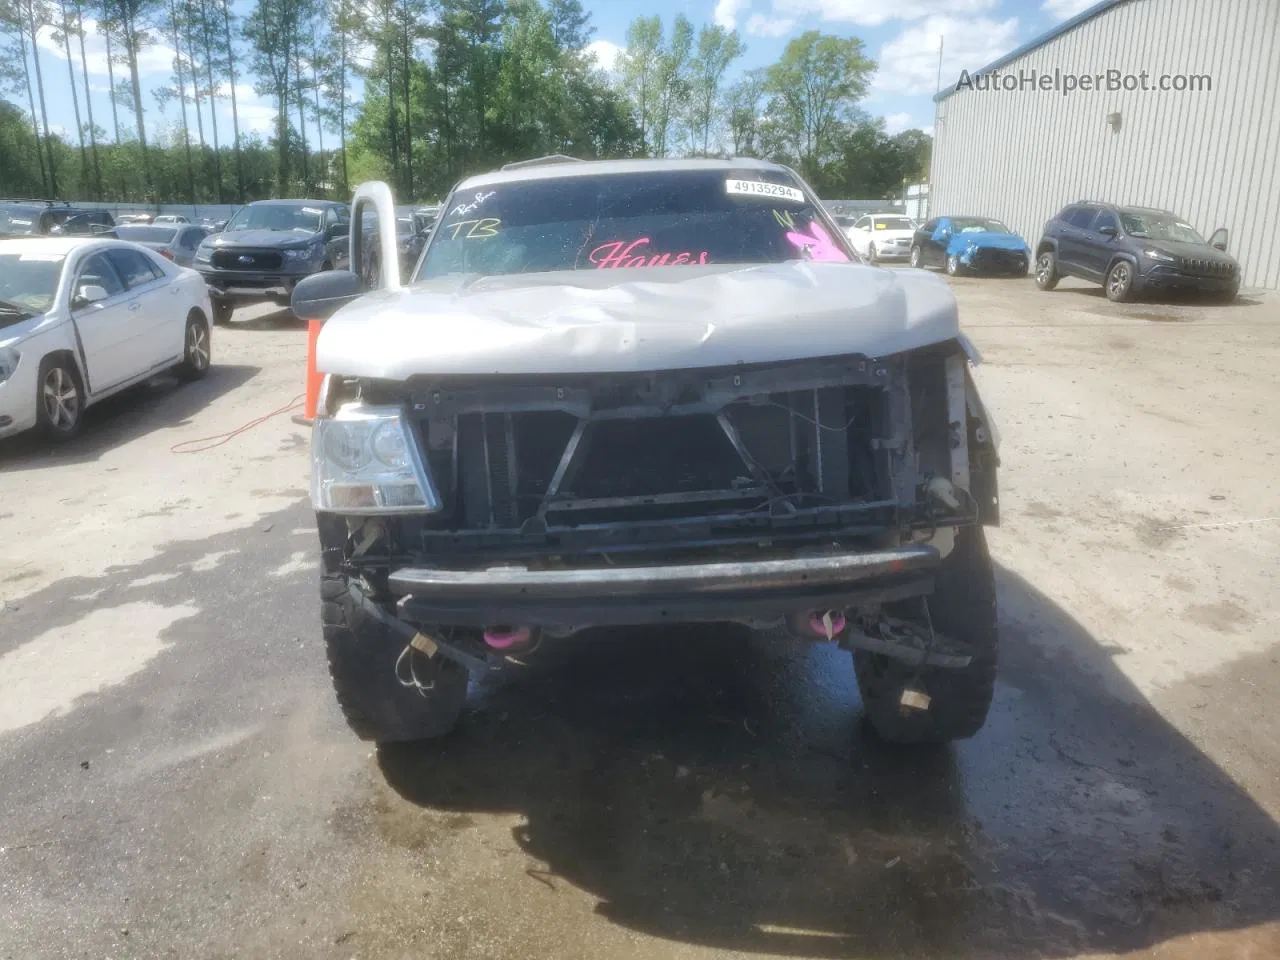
[1034,250,1060,290]
[1105,260,1135,302]
[176,313,211,381]
[211,298,234,325]
[36,355,85,441]
[321,576,469,743]
[854,526,997,744]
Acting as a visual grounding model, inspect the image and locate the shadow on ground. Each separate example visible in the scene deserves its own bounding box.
[229,306,307,331]
[0,362,260,472]
[376,564,1280,959]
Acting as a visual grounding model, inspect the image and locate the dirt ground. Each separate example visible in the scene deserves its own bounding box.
[1,273,1278,960]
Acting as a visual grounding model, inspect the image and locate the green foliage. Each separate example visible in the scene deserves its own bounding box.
[0,0,929,205]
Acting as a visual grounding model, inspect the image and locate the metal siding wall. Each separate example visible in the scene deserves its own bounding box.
[931,0,1280,290]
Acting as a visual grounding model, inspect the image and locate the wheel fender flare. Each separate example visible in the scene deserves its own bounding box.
[1106,252,1139,278]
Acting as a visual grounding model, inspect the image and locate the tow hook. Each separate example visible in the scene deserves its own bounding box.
[482,625,538,654]
[786,609,849,642]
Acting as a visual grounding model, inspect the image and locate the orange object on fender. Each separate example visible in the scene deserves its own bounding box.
[292,317,324,426]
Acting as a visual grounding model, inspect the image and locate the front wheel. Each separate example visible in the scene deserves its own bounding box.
[1034,250,1060,290]
[321,576,469,743]
[1106,260,1135,302]
[854,527,997,744]
[36,356,85,441]
[909,245,923,269]
[867,243,878,264]
[946,254,961,276]
[211,298,234,325]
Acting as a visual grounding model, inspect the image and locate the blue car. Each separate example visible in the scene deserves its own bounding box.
[909,216,1031,277]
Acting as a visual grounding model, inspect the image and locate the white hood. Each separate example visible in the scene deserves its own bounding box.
[316,262,961,379]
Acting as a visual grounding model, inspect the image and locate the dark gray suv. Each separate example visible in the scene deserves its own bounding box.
[193,199,350,323]
[1034,202,1240,303]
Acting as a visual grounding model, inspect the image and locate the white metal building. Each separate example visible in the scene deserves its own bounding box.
[930,0,1280,291]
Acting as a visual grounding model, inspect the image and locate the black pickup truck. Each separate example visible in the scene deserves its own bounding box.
[193,199,350,323]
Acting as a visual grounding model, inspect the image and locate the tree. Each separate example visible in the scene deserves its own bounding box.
[73,0,103,196]
[650,13,691,157]
[685,23,741,156]
[194,0,224,200]
[318,0,356,193]
[763,31,875,179]
[244,0,304,192]
[618,15,660,155]
[0,0,50,193]
[218,0,243,200]
[724,67,763,157]
[100,0,160,197]
[546,0,587,49]
[24,0,58,194]
[55,0,90,190]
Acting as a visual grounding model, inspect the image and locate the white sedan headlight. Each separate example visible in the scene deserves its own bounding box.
[0,347,19,384]
[311,404,440,514]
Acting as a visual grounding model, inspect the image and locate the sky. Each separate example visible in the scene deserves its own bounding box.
[12,0,1104,155]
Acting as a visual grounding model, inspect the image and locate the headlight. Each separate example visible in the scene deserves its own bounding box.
[1144,248,1176,263]
[283,244,321,261]
[0,347,19,385]
[311,404,440,514]
[195,243,212,263]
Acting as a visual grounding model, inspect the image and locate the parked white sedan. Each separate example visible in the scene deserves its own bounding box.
[0,236,213,441]
[844,214,918,264]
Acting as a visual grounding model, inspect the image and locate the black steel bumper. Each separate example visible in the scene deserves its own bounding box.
[195,268,315,301]
[1138,266,1237,293]
[390,545,939,628]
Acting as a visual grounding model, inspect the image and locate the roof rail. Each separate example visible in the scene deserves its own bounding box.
[500,154,585,171]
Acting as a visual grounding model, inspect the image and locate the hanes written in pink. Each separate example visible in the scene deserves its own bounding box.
[590,238,710,269]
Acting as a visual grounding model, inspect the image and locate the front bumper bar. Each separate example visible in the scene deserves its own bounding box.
[390,545,939,628]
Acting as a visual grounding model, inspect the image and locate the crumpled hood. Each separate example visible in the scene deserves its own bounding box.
[947,232,1029,256]
[316,262,962,379]
[209,229,319,249]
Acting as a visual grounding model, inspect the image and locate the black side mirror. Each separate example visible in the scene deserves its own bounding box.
[1208,226,1228,252]
[292,269,360,321]
[1098,224,1118,237]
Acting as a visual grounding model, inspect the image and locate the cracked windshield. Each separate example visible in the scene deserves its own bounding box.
[1,0,1277,958]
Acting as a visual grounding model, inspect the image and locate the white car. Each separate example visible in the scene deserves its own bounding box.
[289,160,1003,749]
[0,236,213,441]
[845,213,918,263]
[152,215,190,224]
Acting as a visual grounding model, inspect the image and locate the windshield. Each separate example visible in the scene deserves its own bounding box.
[1120,212,1205,244]
[224,204,324,234]
[0,251,65,320]
[0,207,41,236]
[115,226,178,244]
[952,218,1010,234]
[418,169,848,281]
[873,217,914,231]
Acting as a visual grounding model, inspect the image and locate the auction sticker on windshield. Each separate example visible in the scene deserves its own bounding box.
[725,179,805,203]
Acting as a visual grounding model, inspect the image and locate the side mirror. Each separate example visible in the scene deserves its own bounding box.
[1208,226,1228,251]
[1099,224,1118,237]
[291,269,360,321]
[73,284,109,307]
[327,223,349,241]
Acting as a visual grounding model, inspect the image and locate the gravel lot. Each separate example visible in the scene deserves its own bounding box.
[1,274,1278,959]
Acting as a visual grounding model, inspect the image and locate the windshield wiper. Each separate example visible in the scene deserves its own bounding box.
[0,298,35,318]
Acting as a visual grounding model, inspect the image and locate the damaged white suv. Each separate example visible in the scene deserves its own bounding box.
[293,157,1001,746]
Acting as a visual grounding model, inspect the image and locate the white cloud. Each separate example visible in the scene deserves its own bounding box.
[585,39,623,73]
[714,0,750,30]
[772,0,997,27]
[746,14,795,37]
[222,84,277,135]
[871,14,1020,96]
[883,112,913,134]
[1041,0,1099,19]
[35,19,176,78]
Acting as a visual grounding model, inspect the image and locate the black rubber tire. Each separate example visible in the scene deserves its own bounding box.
[867,243,878,264]
[36,355,85,441]
[321,576,469,743]
[946,254,961,276]
[1214,283,1240,305]
[909,245,923,269]
[1034,250,1060,290]
[854,526,998,744]
[211,298,234,325]
[176,313,211,381]
[1105,260,1135,302]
